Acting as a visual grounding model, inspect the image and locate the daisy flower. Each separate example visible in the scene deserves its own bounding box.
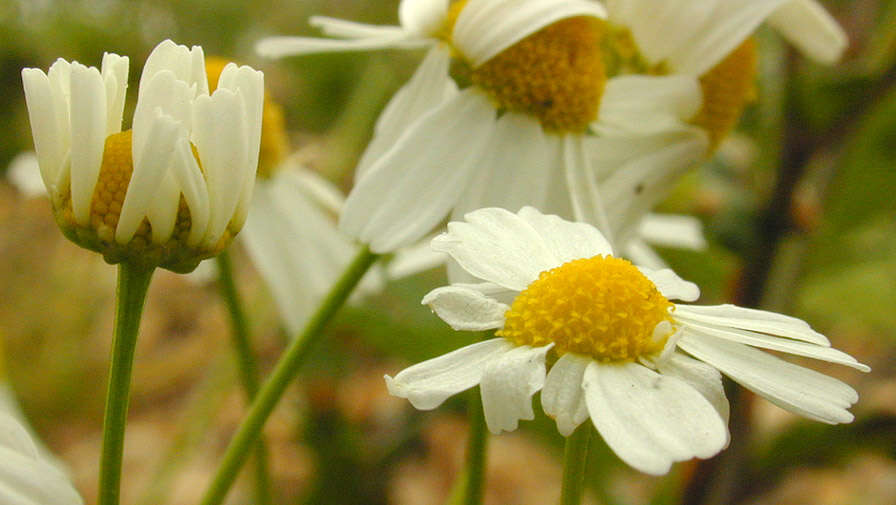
[0,412,83,505]
[257,0,708,253]
[21,40,264,273]
[386,207,868,475]
[589,0,848,244]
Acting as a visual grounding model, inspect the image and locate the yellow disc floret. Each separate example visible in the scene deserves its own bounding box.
[692,38,758,149]
[468,16,606,133]
[497,256,674,362]
[57,130,222,273]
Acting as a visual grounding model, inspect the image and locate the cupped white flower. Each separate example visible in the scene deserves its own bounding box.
[21,40,263,272]
[0,412,83,505]
[387,207,867,475]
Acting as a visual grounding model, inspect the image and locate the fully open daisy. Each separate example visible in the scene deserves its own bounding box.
[386,207,868,475]
[257,0,707,253]
[21,40,263,272]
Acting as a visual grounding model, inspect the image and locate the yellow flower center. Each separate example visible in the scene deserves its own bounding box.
[205,57,289,179]
[59,130,227,272]
[443,1,605,133]
[691,38,758,149]
[496,256,674,362]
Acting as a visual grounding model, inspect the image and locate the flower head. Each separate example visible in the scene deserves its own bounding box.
[258,0,707,254]
[387,207,868,474]
[22,40,264,272]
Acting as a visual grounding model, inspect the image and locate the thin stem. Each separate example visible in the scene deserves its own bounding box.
[559,424,592,505]
[98,263,155,505]
[461,387,489,505]
[216,251,272,505]
[199,246,379,505]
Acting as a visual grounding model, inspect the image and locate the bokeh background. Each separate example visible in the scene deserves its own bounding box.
[1,1,894,504]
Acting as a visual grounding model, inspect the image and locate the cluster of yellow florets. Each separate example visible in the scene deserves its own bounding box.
[57,130,224,273]
[470,17,606,133]
[692,38,759,148]
[497,255,674,362]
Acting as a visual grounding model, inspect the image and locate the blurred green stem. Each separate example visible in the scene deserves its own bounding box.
[98,262,154,505]
[559,424,592,505]
[199,246,378,505]
[216,251,273,505]
[461,387,489,505]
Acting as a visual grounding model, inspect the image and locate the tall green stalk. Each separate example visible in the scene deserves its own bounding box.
[98,262,155,505]
[462,387,489,505]
[216,251,272,505]
[199,246,379,505]
[559,424,592,505]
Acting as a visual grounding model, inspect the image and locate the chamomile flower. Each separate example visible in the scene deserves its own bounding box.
[21,40,264,273]
[258,0,708,253]
[0,412,83,505]
[386,207,868,475]
[588,0,848,244]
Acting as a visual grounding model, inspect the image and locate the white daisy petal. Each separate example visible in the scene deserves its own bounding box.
[638,213,707,250]
[21,68,65,192]
[310,16,406,39]
[386,238,448,279]
[767,0,847,64]
[542,352,591,436]
[562,135,614,242]
[583,362,728,475]
[678,334,859,424]
[355,47,456,182]
[0,414,83,505]
[672,304,830,345]
[100,53,128,135]
[170,138,210,246]
[68,63,107,225]
[640,267,700,302]
[398,0,450,35]
[450,112,552,220]
[144,171,181,243]
[480,344,552,433]
[677,319,869,371]
[606,0,716,66]
[422,284,510,331]
[670,0,789,75]
[656,352,730,424]
[591,128,709,242]
[256,33,421,58]
[116,110,182,243]
[453,0,607,67]
[432,207,556,290]
[7,152,46,198]
[623,239,668,270]
[596,75,703,136]
[192,88,249,247]
[517,206,614,262]
[340,90,495,253]
[385,338,514,410]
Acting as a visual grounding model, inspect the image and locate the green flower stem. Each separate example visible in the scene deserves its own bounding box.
[98,262,155,505]
[199,246,378,505]
[462,387,489,505]
[559,424,592,505]
[215,251,272,505]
